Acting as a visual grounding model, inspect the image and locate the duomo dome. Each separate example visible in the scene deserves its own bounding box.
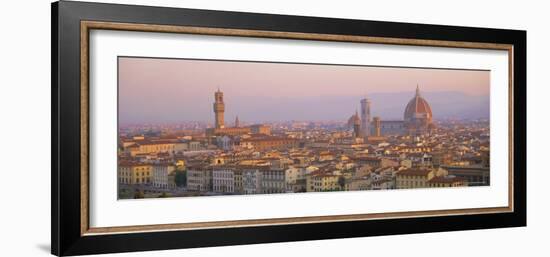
[403,85,435,135]
[404,85,433,122]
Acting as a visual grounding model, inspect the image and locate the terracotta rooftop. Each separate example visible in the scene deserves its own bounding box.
[428,176,467,184]
[397,168,433,176]
[118,161,151,167]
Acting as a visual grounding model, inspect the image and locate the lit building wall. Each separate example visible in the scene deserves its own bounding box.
[212,168,235,193]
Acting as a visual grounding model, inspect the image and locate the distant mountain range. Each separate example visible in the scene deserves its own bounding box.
[360,91,490,120]
[228,91,490,122]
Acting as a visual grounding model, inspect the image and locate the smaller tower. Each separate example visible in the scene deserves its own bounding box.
[235,116,240,128]
[373,116,381,137]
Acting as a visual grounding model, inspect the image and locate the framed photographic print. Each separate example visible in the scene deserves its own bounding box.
[51,1,526,256]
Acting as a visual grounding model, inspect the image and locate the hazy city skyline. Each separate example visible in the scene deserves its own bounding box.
[118,57,490,199]
[119,57,490,124]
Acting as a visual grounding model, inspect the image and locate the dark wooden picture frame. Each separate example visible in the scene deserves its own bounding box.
[52,1,526,256]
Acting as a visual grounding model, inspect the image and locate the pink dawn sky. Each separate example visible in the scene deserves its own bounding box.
[118,57,490,124]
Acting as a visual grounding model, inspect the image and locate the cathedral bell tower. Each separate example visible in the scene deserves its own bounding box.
[360,96,371,138]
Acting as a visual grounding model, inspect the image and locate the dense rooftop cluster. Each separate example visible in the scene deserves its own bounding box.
[117,118,489,199]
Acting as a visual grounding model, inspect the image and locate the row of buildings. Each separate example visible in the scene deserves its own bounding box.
[185,160,472,196]
[118,161,180,189]
[118,142,489,194]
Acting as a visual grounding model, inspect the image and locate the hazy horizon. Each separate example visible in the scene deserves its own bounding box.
[119,57,490,124]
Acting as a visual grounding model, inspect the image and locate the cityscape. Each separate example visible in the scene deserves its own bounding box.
[117,58,490,199]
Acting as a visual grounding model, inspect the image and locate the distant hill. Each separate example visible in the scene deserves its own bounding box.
[228,91,490,122]
[364,91,490,120]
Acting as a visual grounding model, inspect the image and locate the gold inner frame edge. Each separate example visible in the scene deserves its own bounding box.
[80,20,515,236]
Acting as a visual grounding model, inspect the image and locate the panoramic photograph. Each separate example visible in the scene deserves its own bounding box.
[117,57,490,199]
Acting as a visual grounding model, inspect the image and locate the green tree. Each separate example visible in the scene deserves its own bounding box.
[134,189,145,199]
[175,170,187,187]
[338,176,346,189]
